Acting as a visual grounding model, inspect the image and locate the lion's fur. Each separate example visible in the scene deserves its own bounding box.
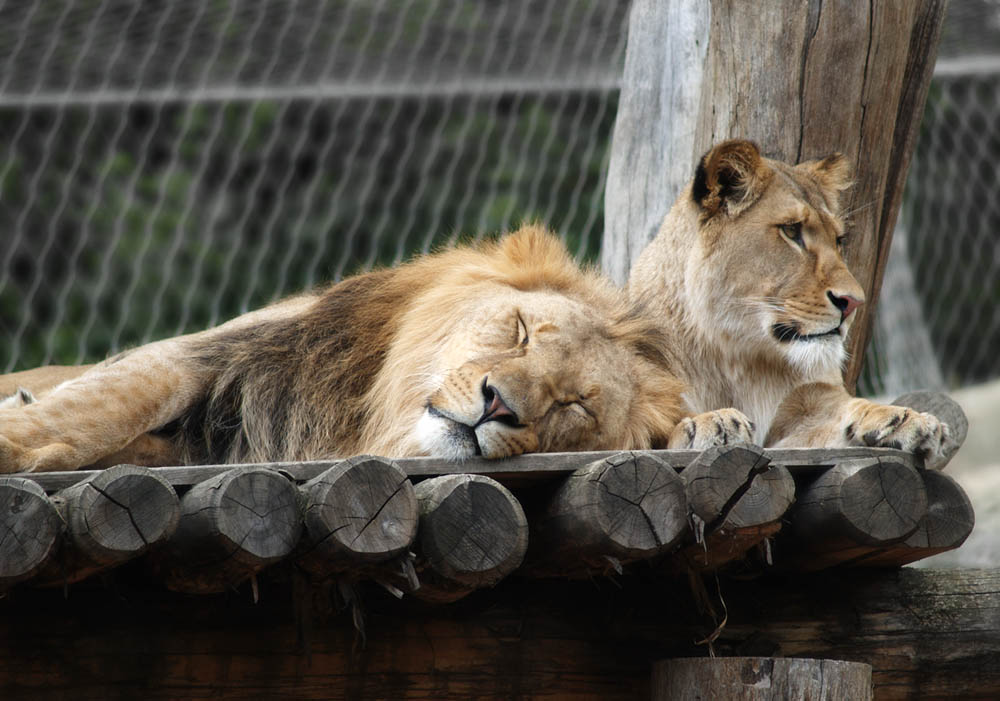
[629,140,950,460]
[0,225,698,472]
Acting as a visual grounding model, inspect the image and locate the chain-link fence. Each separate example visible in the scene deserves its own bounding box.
[0,0,628,371]
[1,0,998,400]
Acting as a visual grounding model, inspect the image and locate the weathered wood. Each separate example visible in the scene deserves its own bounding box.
[297,456,418,579]
[776,457,928,571]
[521,452,688,577]
[1,568,996,699]
[0,477,62,590]
[673,444,794,573]
[412,474,528,603]
[152,466,302,593]
[652,657,872,701]
[681,444,793,530]
[853,470,975,568]
[36,464,179,586]
[892,390,969,471]
[20,446,921,492]
[603,0,948,390]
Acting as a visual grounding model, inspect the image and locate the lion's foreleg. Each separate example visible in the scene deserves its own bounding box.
[0,340,206,473]
[765,382,950,464]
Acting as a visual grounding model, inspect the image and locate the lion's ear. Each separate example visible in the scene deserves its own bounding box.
[691,139,771,219]
[800,152,853,206]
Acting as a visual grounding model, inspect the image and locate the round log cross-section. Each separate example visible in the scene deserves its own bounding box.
[652,657,872,701]
[33,464,181,586]
[298,455,418,577]
[413,474,528,603]
[157,466,302,594]
[523,451,688,577]
[0,477,62,590]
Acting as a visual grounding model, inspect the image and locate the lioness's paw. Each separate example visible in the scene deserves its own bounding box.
[669,408,755,450]
[845,403,951,467]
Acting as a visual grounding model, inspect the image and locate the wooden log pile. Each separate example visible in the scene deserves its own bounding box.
[0,437,974,599]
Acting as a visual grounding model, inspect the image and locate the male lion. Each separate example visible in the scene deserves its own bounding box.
[628,140,951,465]
[0,225,749,473]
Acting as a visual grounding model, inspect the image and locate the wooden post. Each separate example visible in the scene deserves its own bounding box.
[603,0,948,389]
[152,466,302,594]
[652,658,872,701]
[777,457,928,570]
[296,456,418,579]
[521,452,688,577]
[675,443,795,572]
[412,474,528,603]
[0,477,62,590]
[37,464,179,586]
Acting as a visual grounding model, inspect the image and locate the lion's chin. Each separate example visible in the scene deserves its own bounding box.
[415,409,480,461]
[780,335,847,378]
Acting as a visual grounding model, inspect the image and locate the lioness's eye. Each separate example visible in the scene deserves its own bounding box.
[779,222,804,247]
[836,235,847,250]
[516,313,529,347]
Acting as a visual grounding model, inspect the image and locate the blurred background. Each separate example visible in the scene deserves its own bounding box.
[1,0,997,563]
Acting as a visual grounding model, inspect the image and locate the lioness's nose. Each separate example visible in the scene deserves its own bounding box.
[827,291,863,319]
[480,381,519,426]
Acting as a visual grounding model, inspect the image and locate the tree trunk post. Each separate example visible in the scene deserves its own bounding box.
[604,0,948,389]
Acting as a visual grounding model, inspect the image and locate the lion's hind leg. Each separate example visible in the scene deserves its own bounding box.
[0,340,206,473]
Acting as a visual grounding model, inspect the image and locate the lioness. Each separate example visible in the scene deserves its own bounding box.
[0,225,750,473]
[628,140,950,464]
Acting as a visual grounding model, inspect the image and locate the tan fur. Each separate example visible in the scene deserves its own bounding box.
[629,139,951,464]
[0,225,741,473]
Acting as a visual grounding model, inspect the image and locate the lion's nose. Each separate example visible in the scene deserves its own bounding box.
[479,381,520,427]
[827,291,863,320]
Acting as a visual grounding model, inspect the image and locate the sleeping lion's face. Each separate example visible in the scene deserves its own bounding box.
[415,291,659,459]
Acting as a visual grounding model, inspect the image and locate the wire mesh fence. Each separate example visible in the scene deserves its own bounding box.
[0,0,997,399]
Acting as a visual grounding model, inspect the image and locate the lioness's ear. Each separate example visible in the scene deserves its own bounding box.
[801,152,853,207]
[691,139,771,219]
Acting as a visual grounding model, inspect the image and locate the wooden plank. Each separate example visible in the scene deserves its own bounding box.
[0,568,996,699]
[19,447,921,492]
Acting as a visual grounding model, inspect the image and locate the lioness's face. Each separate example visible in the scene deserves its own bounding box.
[415,291,642,459]
[688,141,865,374]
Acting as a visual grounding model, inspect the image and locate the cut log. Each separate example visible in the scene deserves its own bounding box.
[0,477,62,590]
[675,444,794,573]
[297,456,418,579]
[892,390,969,471]
[652,657,872,701]
[853,470,975,568]
[776,457,928,570]
[521,452,688,577]
[36,464,179,586]
[152,466,302,594]
[412,474,528,603]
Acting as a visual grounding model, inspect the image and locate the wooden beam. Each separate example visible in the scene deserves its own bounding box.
[150,466,302,594]
[296,456,418,579]
[18,446,921,492]
[521,452,688,578]
[0,568,996,699]
[35,464,179,587]
[775,457,928,571]
[412,474,528,603]
[0,477,62,591]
